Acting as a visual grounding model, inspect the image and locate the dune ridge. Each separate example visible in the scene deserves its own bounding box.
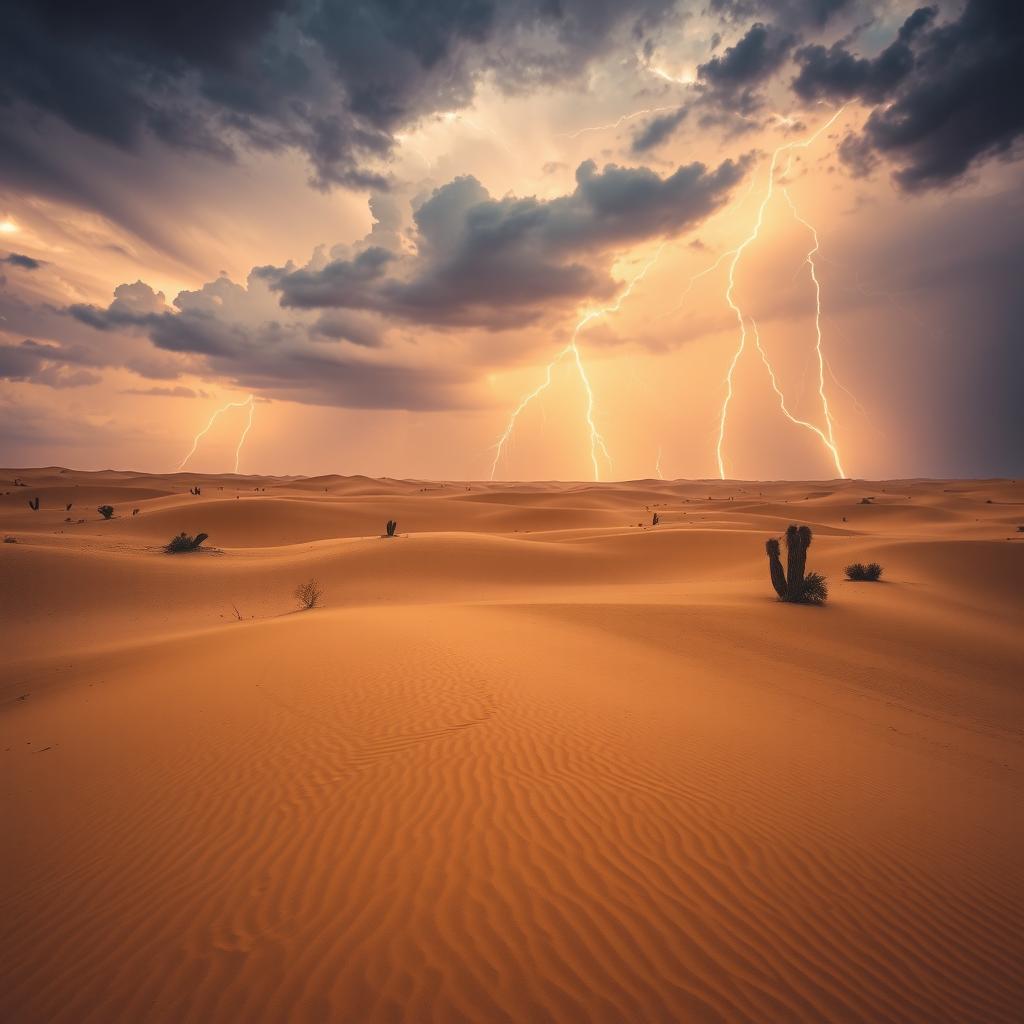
[2,469,1022,1022]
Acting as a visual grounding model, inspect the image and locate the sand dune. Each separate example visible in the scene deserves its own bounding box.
[2,469,1022,1022]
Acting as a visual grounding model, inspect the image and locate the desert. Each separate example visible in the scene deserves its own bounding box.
[2,469,1021,1022]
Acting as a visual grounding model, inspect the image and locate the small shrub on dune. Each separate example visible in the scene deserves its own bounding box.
[799,572,829,605]
[165,531,209,553]
[845,562,883,582]
[295,579,323,610]
[97,505,115,519]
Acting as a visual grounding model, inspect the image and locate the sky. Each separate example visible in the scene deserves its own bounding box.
[1,0,1021,481]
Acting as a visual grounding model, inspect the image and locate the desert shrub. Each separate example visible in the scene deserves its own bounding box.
[845,562,883,581]
[385,519,398,537]
[295,578,323,609]
[3,536,16,543]
[165,531,209,553]
[97,505,115,519]
[799,572,829,605]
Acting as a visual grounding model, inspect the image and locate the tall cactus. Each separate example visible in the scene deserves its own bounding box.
[785,525,812,601]
[386,520,397,537]
[765,525,826,604]
[765,538,787,598]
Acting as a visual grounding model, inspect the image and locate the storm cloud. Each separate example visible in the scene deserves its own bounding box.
[792,1,1024,190]
[275,155,752,327]
[1,0,680,205]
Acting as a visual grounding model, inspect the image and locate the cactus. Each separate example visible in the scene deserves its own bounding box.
[785,525,811,601]
[28,497,39,511]
[385,520,397,537]
[765,525,827,604]
[765,538,787,598]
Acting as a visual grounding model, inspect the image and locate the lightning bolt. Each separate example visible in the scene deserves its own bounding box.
[558,106,680,140]
[750,318,845,471]
[178,394,256,474]
[715,106,848,479]
[490,246,664,481]
[656,447,664,480]
[780,187,844,475]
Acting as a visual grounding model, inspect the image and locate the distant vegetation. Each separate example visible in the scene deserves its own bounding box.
[385,519,398,538]
[165,531,209,553]
[845,562,883,582]
[97,505,115,519]
[27,497,39,511]
[765,525,828,605]
[295,579,323,609]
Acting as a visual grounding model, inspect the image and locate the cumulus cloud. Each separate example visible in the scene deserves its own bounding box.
[697,21,798,111]
[57,152,749,407]
[792,1,1024,190]
[274,155,751,327]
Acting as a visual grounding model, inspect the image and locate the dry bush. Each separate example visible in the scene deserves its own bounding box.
[295,578,323,610]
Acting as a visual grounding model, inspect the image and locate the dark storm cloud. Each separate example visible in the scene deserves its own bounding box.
[698,22,798,101]
[64,273,472,410]
[1,253,44,270]
[791,6,935,104]
[275,155,751,327]
[67,281,169,331]
[1,0,679,203]
[631,107,688,153]
[58,151,750,407]
[0,339,101,388]
[635,19,799,149]
[792,1,1024,190]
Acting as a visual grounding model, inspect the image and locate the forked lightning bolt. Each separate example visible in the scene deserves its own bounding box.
[750,318,844,471]
[558,106,679,140]
[178,394,256,474]
[491,246,664,481]
[715,107,848,479]
[781,187,843,474]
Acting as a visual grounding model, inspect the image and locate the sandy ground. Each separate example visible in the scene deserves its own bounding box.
[1,468,1022,1023]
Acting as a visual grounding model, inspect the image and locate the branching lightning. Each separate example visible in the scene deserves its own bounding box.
[558,106,679,140]
[178,394,256,474]
[490,246,665,481]
[714,106,848,479]
[656,447,664,480]
[750,318,844,471]
[780,186,843,475]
